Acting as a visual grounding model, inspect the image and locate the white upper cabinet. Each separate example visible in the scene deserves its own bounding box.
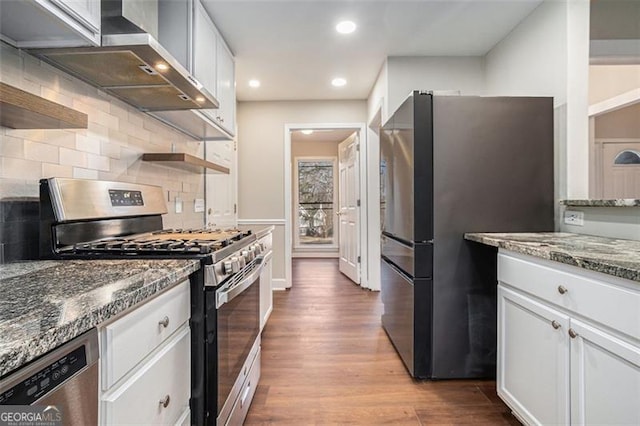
[192,0,217,99]
[214,37,236,135]
[158,0,235,140]
[193,0,236,138]
[0,0,100,47]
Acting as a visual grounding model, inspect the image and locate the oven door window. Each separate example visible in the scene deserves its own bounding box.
[216,276,260,415]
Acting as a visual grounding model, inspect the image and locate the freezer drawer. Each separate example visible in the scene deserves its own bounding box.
[381,233,432,278]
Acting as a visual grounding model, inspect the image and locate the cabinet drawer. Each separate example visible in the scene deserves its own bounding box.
[101,280,190,389]
[498,252,640,339]
[101,326,191,425]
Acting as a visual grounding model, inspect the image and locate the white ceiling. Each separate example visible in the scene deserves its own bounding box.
[291,128,357,144]
[203,0,543,102]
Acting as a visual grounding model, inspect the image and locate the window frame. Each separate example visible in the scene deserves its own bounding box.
[293,156,339,250]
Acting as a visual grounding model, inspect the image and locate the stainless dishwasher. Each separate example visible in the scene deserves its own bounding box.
[0,329,99,425]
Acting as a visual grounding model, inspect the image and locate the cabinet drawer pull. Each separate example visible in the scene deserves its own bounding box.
[159,316,170,328]
[551,320,561,329]
[557,285,568,295]
[159,394,171,408]
[568,328,578,338]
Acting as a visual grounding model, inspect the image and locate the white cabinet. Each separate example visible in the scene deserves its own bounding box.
[260,237,273,330]
[570,319,640,425]
[193,0,236,138]
[0,0,101,47]
[156,0,236,140]
[213,37,236,135]
[192,0,217,99]
[99,280,191,425]
[497,251,640,426]
[50,0,100,33]
[205,140,236,228]
[498,286,570,425]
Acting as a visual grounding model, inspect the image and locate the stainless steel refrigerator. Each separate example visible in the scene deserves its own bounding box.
[380,91,554,379]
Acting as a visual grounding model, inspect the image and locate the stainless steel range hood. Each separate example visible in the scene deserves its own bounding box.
[29,0,218,112]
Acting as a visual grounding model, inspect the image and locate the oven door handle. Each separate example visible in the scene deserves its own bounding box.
[216,261,264,309]
[258,250,273,264]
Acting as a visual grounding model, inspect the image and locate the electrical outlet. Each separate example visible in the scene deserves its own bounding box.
[194,198,205,213]
[564,210,584,226]
[175,197,183,214]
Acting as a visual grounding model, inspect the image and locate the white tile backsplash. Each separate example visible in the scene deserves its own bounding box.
[59,148,87,168]
[0,43,205,229]
[25,141,59,163]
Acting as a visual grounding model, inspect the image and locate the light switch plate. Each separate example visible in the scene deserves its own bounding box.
[175,197,183,214]
[194,198,205,213]
[564,210,584,226]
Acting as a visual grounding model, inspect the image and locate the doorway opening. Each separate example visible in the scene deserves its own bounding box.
[284,123,370,289]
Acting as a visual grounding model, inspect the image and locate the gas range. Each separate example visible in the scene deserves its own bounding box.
[38,178,268,425]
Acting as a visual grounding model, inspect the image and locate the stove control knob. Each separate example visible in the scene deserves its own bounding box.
[238,256,246,268]
[223,260,233,274]
[247,247,256,260]
[242,250,250,262]
[231,257,240,273]
[253,244,262,255]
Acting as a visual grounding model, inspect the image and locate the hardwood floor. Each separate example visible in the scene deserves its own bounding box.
[245,258,520,425]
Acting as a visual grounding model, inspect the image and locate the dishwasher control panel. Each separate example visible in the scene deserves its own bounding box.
[0,345,87,405]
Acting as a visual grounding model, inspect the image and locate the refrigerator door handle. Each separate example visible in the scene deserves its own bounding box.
[381,232,414,248]
[381,255,414,283]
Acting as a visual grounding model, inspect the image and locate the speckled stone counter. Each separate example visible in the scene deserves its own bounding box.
[464,232,640,283]
[0,259,200,378]
[560,199,640,207]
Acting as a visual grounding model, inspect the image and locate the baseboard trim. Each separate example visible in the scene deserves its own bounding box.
[238,218,286,225]
[292,252,339,258]
[272,278,288,290]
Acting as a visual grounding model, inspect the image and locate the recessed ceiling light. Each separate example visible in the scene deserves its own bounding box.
[301,130,314,135]
[249,79,261,88]
[331,77,347,87]
[336,20,356,34]
[195,96,205,103]
[155,62,169,71]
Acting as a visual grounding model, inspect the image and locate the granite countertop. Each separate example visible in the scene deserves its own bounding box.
[464,232,640,283]
[560,199,640,207]
[0,259,200,378]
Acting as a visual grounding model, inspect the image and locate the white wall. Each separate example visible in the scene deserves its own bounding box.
[387,56,485,117]
[367,60,388,125]
[236,100,367,285]
[367,56,485,124]
[484,0,590,201]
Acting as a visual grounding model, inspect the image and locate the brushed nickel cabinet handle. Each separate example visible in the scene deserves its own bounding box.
[568,328,578,338]
[551,320,561,330]
[159,395,170,408]
[158,316,170,328]
[558,285,568,295]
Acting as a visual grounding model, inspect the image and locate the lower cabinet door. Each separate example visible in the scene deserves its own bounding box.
[101,326,191,425]
[569,319,640,425]
[498,286,570,425]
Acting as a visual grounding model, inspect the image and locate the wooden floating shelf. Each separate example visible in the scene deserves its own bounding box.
[0,82,88,129]
[141,153,230,174]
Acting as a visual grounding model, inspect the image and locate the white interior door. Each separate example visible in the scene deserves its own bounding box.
[205,140,237,228]
[338,133,360,283]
